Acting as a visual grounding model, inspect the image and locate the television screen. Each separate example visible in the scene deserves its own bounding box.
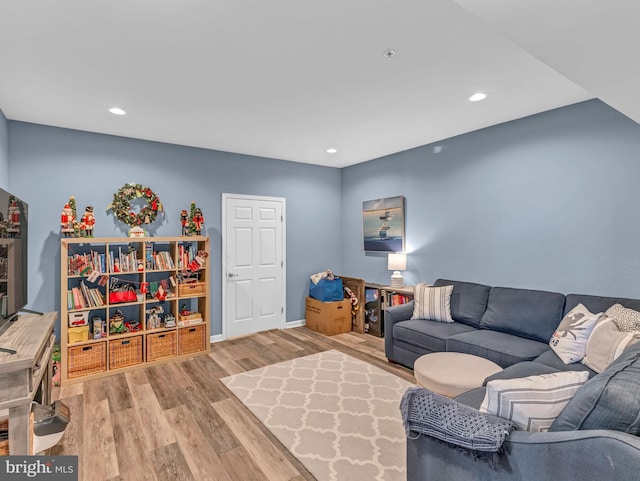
[0,187,28,328]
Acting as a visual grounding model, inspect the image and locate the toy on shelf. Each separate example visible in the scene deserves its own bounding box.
[182,201,205,236]
[146,305,164,330]
[192,207,204,235]
[164,313,176,328]
[109,310,127,334]
[60,201,75,237]
[92,316,105,339]
[124,320,141,332]
[61,196,98,238]
[81,206,95,237]
[180,210,189,236]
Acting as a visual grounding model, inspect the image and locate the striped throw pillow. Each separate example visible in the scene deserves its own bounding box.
[411,284,453,323]
[480,371,589,432]
[581,315,640,373]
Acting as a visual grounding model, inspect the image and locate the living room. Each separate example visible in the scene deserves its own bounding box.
[1,2,640,480]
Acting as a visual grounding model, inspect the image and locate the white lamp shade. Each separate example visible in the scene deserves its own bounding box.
[388,253,407,271]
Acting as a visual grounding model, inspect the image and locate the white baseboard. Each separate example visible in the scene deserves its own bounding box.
[285,319,305,328]
[210,334,224,344]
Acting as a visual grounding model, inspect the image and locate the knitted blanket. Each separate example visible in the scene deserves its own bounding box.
[400,386,516,468]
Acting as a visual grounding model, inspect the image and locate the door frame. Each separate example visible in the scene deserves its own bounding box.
[221,193,287,340]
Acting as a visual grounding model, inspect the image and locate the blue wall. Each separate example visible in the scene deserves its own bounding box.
[8,98,640,340]
[0,109,7,189]
[8,122,343,336]
[341,100,640,298]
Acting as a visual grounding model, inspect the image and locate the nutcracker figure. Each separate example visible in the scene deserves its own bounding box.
[180,209,189,236]
[192,208,204,235]
[61,202,75,236]
[81,206,96,237]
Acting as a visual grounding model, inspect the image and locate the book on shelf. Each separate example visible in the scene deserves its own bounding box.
[149,251,175,270]
[389,293,412,306]
[68,281,105,310]
[67,251,107,276]
[109,247,139,273]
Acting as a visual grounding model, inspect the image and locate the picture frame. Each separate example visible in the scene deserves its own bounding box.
[362,195,405,252]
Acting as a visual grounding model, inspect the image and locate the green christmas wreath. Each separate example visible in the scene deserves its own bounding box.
[107,183,163,227]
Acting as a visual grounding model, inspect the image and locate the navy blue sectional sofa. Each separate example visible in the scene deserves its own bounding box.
[386,279,640,481]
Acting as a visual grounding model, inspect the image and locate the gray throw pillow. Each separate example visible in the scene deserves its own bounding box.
[581,315,640,373]
[606,303,640,332]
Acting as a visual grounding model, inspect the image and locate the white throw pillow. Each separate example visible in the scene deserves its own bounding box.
[549,304,602,364]
[480,371,589,432]
[581,315,640,373]
[605,303,640,332]
[411,284,453,323]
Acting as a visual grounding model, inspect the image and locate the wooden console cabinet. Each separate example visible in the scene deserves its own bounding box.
[0,311,56,455]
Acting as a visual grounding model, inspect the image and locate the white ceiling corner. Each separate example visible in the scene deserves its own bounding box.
[1,1,633,168]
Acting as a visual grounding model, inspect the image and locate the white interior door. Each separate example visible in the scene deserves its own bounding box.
[222,194,286,339]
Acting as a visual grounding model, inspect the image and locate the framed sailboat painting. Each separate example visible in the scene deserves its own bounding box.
[362,196,405,252]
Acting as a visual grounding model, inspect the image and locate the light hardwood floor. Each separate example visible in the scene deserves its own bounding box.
[51,327,414,481]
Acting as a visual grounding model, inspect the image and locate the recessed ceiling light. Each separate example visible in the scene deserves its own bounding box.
[469,92,487,102]
[109,107,126,115]
[383,49,396,59]
[326,148,337,154]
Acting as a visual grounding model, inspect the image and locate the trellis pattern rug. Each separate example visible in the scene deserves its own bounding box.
[221,349,413,481]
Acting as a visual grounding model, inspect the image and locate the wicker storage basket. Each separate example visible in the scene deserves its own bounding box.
[0,418,8,455]
[178,324,206,355]
[109,335,143,370]
[68,342,107,379]
[146,331,177,362]
[178,282,206,297]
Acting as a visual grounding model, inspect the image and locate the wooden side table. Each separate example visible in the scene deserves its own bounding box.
[0,311,57,454]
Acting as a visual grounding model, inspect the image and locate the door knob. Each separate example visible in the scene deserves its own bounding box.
[227,272,239,278]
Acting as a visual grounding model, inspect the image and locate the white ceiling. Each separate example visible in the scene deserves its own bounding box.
[0,1,634,168]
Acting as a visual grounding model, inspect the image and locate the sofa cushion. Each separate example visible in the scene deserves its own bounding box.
[549,303,602,364]
[482,361,560,386]
[533,350,596,376]
[564,293,640,317]
[447,330,549,368]
[393,319,477,353]
[581,315,640,373]
[480,371,589,432]
[480,286,565,343]
[411,284,453,323]
[453,387,486,410]
[551,342,640,434]
[433,279,491,328]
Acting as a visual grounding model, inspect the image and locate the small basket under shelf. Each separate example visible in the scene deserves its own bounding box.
[146,331,177,362]
[178,324,207,355]
[109,335,143,370]
[68,342,107,379]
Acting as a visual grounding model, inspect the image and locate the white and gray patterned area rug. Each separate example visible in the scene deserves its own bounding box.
[221,349,413,481]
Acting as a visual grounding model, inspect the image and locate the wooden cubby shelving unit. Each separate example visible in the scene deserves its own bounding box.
[60,236,210,385]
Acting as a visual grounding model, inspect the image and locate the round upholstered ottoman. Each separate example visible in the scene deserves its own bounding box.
[413,352,503,397]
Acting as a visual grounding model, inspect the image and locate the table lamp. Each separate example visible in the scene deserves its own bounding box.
[388,253,407,288]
